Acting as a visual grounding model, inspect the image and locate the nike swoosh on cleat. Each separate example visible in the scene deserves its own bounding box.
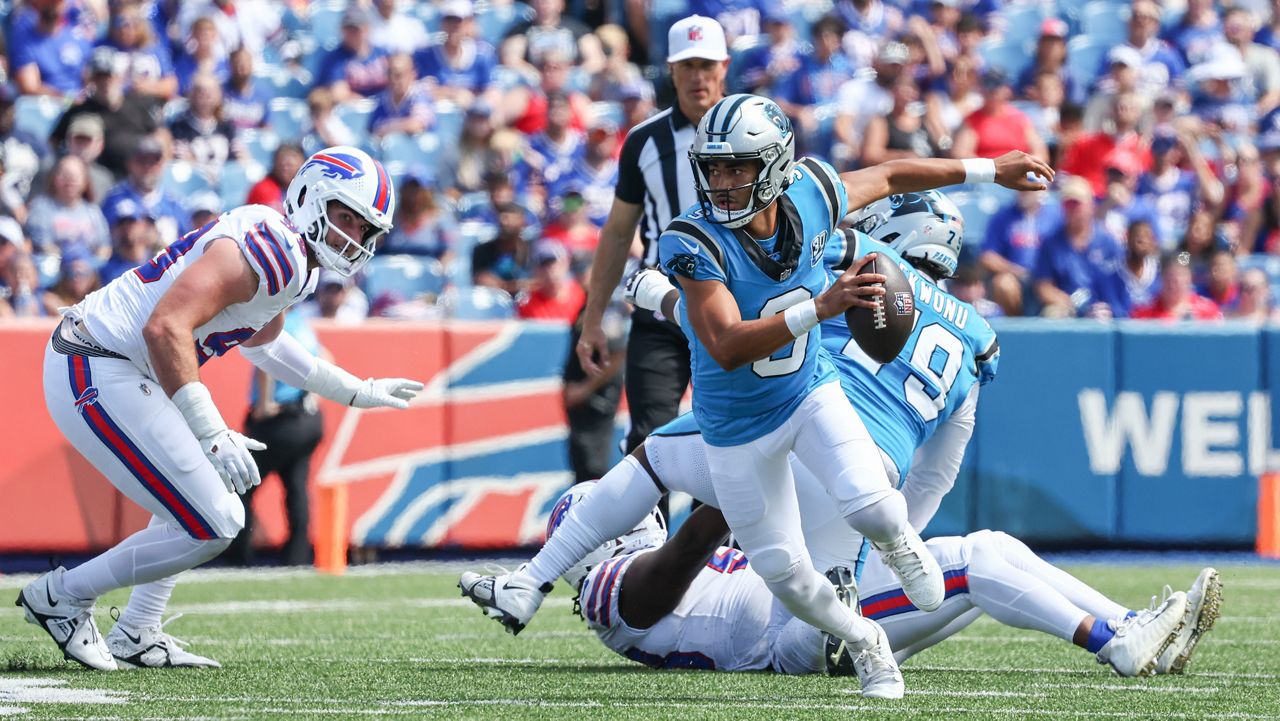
[45,583,59,608]
[121,628,142,645]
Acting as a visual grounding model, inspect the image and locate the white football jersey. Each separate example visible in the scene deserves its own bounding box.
[76,205,317,379]
[580,546,780,672]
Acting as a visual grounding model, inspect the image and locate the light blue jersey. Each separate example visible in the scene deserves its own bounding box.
[820,230,999,479]
[657,157,848,447]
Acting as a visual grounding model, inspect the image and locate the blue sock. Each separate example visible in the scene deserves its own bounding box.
[1085,618,1117,653]
[1125,610,1138,619]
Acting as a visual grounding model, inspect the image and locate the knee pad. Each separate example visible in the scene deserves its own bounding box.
[845,493,908,545]
[751,546,804,586]
[205,493,246,540]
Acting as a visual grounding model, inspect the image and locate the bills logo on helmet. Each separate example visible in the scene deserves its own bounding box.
[894,291,914,315]
[546,493,575,539]
[301,152,366,181]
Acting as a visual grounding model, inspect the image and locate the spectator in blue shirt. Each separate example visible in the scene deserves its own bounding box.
[1188,45,1256,137]
[1016,18,1085,107]
[528,93,585,186]
[1114,0,1186,100]
[1163,0,1221,66]
[96,204,159,286]
[369,54,434,140]
[383,169,460,264]
[778,15,854,155]
[835,0,905,41]
[10,0,92,98]
[174,15,230,96]
[101,2,177,100]
[223,48,273,131]
[545,113,619,229]
[982,190,1062,316]
[1119,219,1162,312]
[414,1,499,112]
[1098,148,1162,247]
[101,135,189,247]
[1033,176,1129,318]
[734,5,803,96]
[1137,129,1223,252]
[319,6,390,102]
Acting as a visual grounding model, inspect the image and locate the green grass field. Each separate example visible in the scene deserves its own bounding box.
[1,559,1278,720]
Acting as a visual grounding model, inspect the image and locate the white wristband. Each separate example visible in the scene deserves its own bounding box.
[171,382,228,439]
[783,299,819,338]
[962,157,996,184]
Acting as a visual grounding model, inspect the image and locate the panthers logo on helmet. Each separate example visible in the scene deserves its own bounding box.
[301,152,367,181]
[763,102,792,139]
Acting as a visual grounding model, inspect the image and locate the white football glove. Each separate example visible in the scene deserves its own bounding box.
[351,378,425,409]
[171,382,267,495]
[624,268,671,313]
[199,429,267,494]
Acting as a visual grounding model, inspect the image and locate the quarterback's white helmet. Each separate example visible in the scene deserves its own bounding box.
[545,482,667,591]
[850,190,965,279]
[283,146,395,277]
[690,93,796,229]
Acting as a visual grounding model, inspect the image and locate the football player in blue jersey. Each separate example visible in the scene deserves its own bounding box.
[463,93,1052,697]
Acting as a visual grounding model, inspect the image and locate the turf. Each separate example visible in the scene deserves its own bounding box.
[1,560,1277,720]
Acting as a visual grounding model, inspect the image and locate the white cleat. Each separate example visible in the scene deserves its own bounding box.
[458,564,552,636]
[107,615,221,669]
[874,528,944,612]
[1155,567,1222,675]
[1097,589,1187,677]
[14,567,116,671]
[852,621,905,699]
[821,566,905,699]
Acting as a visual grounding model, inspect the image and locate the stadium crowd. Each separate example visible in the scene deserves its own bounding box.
[0,0,1279,324]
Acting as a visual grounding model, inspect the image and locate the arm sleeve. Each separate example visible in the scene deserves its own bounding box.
[238,330,317,389]
[615,127,647,204]
[901,384,979,533]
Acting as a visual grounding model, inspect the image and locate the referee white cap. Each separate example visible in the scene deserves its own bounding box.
[667,15,728,63]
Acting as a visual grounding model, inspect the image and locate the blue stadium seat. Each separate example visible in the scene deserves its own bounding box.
[647,0,691,61]
[308,1,347,49]
[364,255,449,303]
[240,129,281,169]
[476,1,535,45]
[980,38,1034,79]
[949,190,1004,250]
[433,102,464,145]
[261,69,311,99]
[267,97,310,142]
[449,221,498,287]
[161,161,213,198]
[14,96,65,142]
[440,285,515,320]
[220,161,263,208]
[378,133,440,182]
[1066,35,1108,90]
[1080,1,1129,46]
[33,253,60,289]
[335,98,377,145]
[999,2,1047,46]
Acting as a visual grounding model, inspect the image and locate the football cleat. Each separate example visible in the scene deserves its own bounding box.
[15,567,116,671]
[106,614,221,669]
[458,564,553,636]
[822,566,903,699]
[874,528,945,612]
[1155,567,1222,675]
[1097,589,1187,677]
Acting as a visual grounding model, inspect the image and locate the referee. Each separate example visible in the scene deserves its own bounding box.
[576,15,729,452]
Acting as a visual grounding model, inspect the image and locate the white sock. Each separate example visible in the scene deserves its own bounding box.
[62,520,230,601]
[763,566,879,651]
[525,456,662,587]
[966,532,1088,642]
[991,531,1130,621]
[118,575,179,630]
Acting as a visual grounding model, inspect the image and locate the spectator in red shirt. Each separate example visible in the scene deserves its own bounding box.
[517,242,585,323]
[1132,253,1223,320]
[542,186,601,266]
[245,143,304,212]
[1061,92,1151,196]
[953,68,1049,162]
[1201,248,1241,312]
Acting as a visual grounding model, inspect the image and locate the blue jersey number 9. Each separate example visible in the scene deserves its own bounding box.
[842,321,964,422]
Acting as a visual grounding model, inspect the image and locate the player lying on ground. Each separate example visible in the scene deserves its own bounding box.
[463,191,996,623]
[555,483,1219,679]
[18,146,423,671]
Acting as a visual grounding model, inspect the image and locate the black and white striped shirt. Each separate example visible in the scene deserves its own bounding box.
[615,105,699,269]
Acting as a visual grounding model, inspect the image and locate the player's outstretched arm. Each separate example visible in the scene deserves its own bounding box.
[239,317,424,410]
[616,504,731,630]
[143,236,266,495]
[840,152,1054,212]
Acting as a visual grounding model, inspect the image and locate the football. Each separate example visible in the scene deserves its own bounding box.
[844,254,916,364]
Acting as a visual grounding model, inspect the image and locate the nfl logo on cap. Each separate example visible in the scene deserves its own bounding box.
[667,15,728,63]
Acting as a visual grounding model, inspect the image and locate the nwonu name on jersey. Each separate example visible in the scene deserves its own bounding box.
[822,230,999,479]
[657,157,848,447]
